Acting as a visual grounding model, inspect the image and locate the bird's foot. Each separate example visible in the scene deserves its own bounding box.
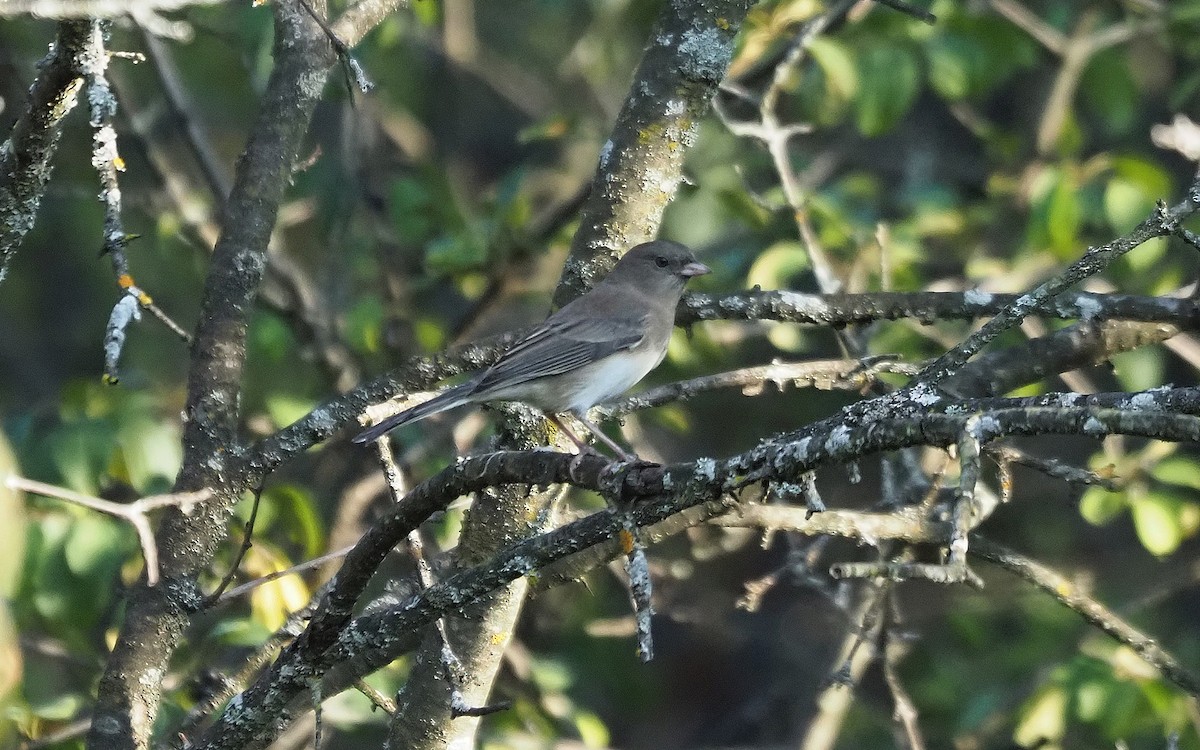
[568,444,605,483]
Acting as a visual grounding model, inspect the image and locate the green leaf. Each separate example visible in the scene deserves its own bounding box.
[1015,684,1067,747]
[268,484,325,558]
[208,616,273,647]
[927,31,985,101]
[1130,491,1187,557]
[1152,457,1200,490]
[573,710,610,748]
[425,233,488,274]
[388,176,435,243]
[63,515,126,579]
[807,37,858,122]
[746,241,810,290]
[1046,174,1081,258]
[25,686,85,721]
[344,296,384,355]
[1105,156,1172,235]
[1081,49,1138,137]
[115,416,182,493]
[855,43,920,136]
[1079,486,1125,526]
[1103,178,1150,235]
[265,393,318,430]
[1111,349,1164,393]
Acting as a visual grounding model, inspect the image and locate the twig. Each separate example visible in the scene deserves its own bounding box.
[913,183,1200,387]
[373,432,491,717]
[205,478,267,605]
[6,475,210,585]
[800,579,889,750]
[22,716,92,749]
[296,0,373,95]
[882,624,926,750]
[871,0,934,24]
[354,680,396,715]
[944,417,983,578]
[989,443,1119,491]
[717,0,858,293]
[973,537,1200,697]
[599,356,913,419]
[139,28,232,205]
[217,545,355,603]
[82,20,192,384]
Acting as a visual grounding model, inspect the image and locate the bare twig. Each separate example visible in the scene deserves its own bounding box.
[599,356,914,419]
[973,537,1200,697]
[7,475,211,586]
[913,185,1200,387]
[216,545,355,603]
[205,478,267,604]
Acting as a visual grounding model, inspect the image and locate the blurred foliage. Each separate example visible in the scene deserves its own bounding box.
[2,0,1200,748]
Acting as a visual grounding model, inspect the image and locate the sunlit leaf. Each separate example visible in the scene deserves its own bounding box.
[1131,491,1187,557]
[0,434,26,597]
[1015,685,1067,748]
[1152,457,1200,490]
[245,544,311,632]
[573,710,610,748]
[1079,486,1125,526]
[1111,349,1164,394]
[268,484,325,558]
[265,393,318,430]
[808,37,858,120]
[746,241,810,290]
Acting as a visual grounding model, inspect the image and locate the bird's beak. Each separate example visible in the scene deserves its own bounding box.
[680,262,711,277]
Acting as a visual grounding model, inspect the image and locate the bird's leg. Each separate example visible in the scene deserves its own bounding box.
[547,414,605,481]
[546,413,597,454]
[573,412,637,463]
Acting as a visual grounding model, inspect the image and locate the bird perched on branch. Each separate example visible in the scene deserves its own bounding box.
[353,240,710,459]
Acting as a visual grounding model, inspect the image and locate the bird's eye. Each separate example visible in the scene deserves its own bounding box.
[654,256,669,268]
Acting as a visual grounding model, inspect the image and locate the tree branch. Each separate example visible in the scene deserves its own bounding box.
[553,0,754,306]
[0,20,89,283]
[973,537,1200,697]
[87,1,340,746]
[194,390,1200,749]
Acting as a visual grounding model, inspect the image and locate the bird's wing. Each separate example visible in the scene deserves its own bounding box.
[473,314,648,391]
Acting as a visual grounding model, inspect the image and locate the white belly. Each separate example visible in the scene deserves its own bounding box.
[488,343,664,416]
[559,345,664,414]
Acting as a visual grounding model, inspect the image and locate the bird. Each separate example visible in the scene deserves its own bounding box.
[353,240,711,459]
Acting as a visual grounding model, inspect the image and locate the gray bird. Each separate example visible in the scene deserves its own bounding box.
[353,240,710,458]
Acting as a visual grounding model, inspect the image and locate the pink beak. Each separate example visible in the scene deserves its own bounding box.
[681,262,711,277]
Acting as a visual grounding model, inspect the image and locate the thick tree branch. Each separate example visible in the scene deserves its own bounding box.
[194,389,1200,749]
[681,289,1200,328]
[87,2,338,747]
[246,287,1194,481]
[0,20,89,283]
[553,0,754,305]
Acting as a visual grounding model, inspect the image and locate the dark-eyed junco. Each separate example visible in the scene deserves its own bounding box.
[353,240,710,458]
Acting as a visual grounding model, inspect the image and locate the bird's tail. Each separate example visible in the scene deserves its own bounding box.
[352,383,473,444]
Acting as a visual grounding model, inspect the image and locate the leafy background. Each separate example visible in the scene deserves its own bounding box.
[2,0,1200,747]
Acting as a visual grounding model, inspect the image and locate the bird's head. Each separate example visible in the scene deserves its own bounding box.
[604,240,710,297]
